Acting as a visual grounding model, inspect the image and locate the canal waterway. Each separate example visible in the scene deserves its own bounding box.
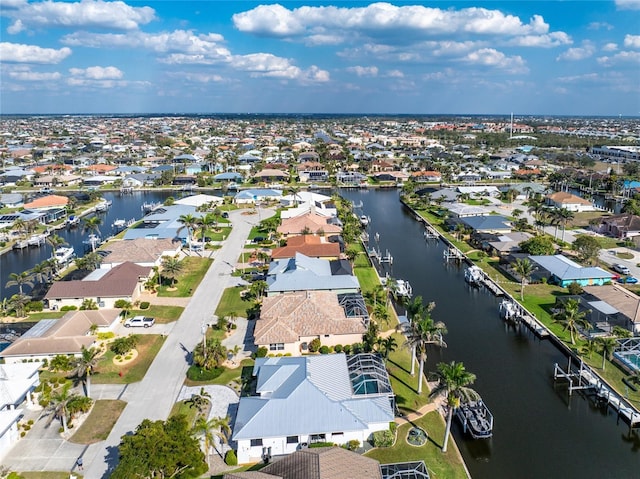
[340,188,638,479]
[1,190,174,300]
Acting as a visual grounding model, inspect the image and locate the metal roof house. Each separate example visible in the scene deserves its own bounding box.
[266,253,360,296]
[529,255,614,287]
[232,354,394,464]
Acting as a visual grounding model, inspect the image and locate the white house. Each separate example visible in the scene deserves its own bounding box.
[546,191,596,212]
[232,354,394,464]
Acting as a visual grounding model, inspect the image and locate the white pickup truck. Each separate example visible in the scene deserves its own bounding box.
[124,316,155,328]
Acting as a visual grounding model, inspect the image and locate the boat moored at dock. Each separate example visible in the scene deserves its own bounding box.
[53,246,75,265]
[464,265,484,285]
[456,398,494,439]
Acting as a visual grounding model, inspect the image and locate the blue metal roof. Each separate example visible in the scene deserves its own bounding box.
[530,255,614,281]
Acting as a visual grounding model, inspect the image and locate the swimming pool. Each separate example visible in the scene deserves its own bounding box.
[613,351,640,372]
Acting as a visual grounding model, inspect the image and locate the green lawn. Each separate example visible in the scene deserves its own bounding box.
[93,334,165,384]
[355,267,380,295]
[130,305,184,323]
[70,399,126,444]
[169,400,200,428]
[386,333,430,415]
[26,311,67,320]
[365,412,468,479]
[215,286,254,318]
[184,358,254,387]
[157,257,212,297]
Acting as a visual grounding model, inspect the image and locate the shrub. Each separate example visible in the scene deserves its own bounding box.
[68,396,93,415]
[186,365,223,381]
[319,345,330,354]
[114,299,128,308]
[342,344,351,354]
[346,439,360,451]
[309,441,335,448]
[389,422,398,434]
[224,450,238,466]
[567,282,583,295]
[254,346,268,358]
[60,305,77,311]
[139,301,150,310]
[26,300,44,312]
[334,344,343,353]
[308,338,321,353]
[97,332,115,340]
[110,335,138,356]
[372,429,394,447]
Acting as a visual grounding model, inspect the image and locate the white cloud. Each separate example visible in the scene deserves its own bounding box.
[588,22,614,30]
[386,70,404,78]
[229,53,329,83]
[624,34,640,48]
[602,43,618,52]
[616,0,640,10]
[597,51,640,66]
[5,0,155,31]
[69,66,123,80]
[506,32,571,48]
[346,66,379,77]
[7,19,25,34]
[8,69,61,81]
[556,42,595,61]
[167,72,225,83]
[232,3,565,44]
[0,42,72,64]
[460,48,528,73]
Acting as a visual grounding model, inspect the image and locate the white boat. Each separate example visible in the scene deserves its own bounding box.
[66,215,80,227]
[360,215,370,226]
[95,199,112,212]
[54,246,75,264]
[112,219,126,229]
[383,277,412,298]
[499,300,519,322]
[83,234,102,249]
[464,265,484,285]
[27,233,48,247]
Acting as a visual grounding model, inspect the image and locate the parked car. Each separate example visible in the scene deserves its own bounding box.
[612,264,630,275]
[124,316,155,328]
[221,211,229,218]
[617,276,638,284]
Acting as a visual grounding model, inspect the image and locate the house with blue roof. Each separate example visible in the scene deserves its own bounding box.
[529,255,614,287]
[460,215,512,234]
[267,253,360,296]
[234,188,282,204]
[214,172,244,182]
[232,354,394,464]
[123,203,199,241]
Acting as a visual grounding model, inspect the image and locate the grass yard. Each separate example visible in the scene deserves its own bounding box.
[365,412,468,479]
[385,332,430,415]
[215,286,254,318]
[70,400,126,444]
[25,311,67,320]
[93,334,165,384]
[354,267,380,295]
[21,473,83,479]
[130,305,184,323]
[169,400,200,428]
[157,257,212,297]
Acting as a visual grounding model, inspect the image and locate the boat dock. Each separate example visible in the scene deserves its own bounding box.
[554,359,640,431]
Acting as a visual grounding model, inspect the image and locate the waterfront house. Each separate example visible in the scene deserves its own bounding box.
[0,193,23,208]
[412,170,442,183]
[582,284,640,335]
[254,291,367,355]
[0,362,40,461]
[446,203,491,218]
[44,262,151,309]
[234,189,283,205]
[529,255,614,287]
[271,235,341,260]
[277,211,342,238]
[459,215,513,234]
[546,191,596,212]
[254,169,290,183]
[224,447,383,479]
[123,203,199,241]
[99,238,182,269]
[22,194,69,210]
[0,310,121,365]
[266,253,359,296]
[232,354,394,464]
[485,231,533,256]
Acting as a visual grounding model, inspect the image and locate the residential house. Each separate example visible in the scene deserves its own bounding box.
[336,171,367,185]
[254,169,290,183]
[234,189,283,205]
[546,192,596,212]
[271,235,340,260]
[412,171,442,183]
[254,291,368,355]
[485,231,533,256]
[595,213,640,241]
[277,212,342,238]
[267,253,359,296]
[99,238,182,269]
[0,193,23,208]
[0,310,121,364]
[44,262,151,309]
[232,354,394,464]
[22,194,69,210]
[459,215,512,234]
[582,284,640,335]
[529,255,614,287]
[123,203,199,240]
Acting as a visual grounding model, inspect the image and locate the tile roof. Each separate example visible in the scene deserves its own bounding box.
[271,235,340,260]
[23,194,69,209]
[255,291,366,344]
[101,238,181,264]
[547,191,591,205]
[278,213,342,236]
[44,262,151,299]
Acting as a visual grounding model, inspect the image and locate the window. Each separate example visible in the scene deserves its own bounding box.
[324,334,330,338]
[286,436,298,444]
[250,439,263,447]
[269,343,284,351]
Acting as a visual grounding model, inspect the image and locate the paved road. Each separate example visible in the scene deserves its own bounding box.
[76,207,272,479]
[3,210,274,479]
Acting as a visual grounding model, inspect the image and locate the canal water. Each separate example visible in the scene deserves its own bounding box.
[0,190,173,300]
[340,188,638,479]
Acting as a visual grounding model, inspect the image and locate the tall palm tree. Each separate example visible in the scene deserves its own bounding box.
[30,261,53,286]
[512,258,534,301]
[82,216,102,251]
[178,213,199,251]
[379,336,397,361]
[6,271,34,296]
[161,255,183,288]
[373,303,390,326]
[429,361,479,453]
[557,208,575,242]
[192,416,217,465]
[70,346,100,397]
[46,383,75,433]
[197,213,216,243]
[552,298,591,345]
[402,296,428,375]
[403,305,447,394]
[597,336,618,370]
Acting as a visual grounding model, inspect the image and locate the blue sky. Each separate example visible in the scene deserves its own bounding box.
[1,1,639,115]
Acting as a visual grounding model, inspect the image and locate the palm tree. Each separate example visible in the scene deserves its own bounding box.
[46,383,74,433]
[186,388,211,417]
[379,336,397,361]
[46,233,68,256]
[402,296,428,375]
[512,258,534,301]
[192,416,217,465]
[557,208,575,242]
[197,213,216,243]
[193,339,227,370]
[30,261,53,286]
[161,255,183,288]
[403,305,447,394]
[6,271,34,296]
[82,216,102,251]
[597,336,618,370]
[552,298,591,345]
[373,303,390,326]
[429,361,479,453]
[8,293,30,318]
[580,337,599,359]
[178,213,199,251]
[70,346,100,397]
